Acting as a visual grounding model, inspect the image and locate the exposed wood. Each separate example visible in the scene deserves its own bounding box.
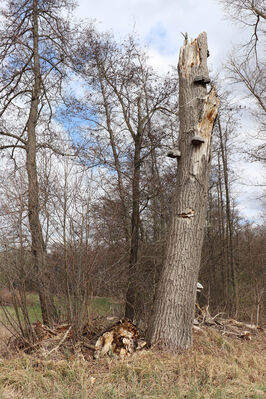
[7,314,263,361]
[193,304,264,341]
[147,32,219,351]
[94,319,146,359]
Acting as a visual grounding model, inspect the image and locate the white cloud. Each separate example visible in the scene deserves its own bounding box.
[233,161,265,223]
[76,0,249,72]
[146,47,176,74]
[75,0,264,223]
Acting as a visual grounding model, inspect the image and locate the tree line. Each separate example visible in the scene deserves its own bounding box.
[0,0,265,348]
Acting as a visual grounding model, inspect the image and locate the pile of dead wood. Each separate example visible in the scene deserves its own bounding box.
[7,318,147,360]
[6,310,264,360]
[193,304,264,341]
[94,318,147,359]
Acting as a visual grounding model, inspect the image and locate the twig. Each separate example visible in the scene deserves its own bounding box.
[212,312,223,320]
[83,343,95,351]
[44,326,72,357]
[42,326,58,336]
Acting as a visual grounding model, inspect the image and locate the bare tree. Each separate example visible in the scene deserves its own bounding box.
[0,164,36,339]
[148,32,219,350]
[200,93,241,316]
[236,224,266,324]
[71,29,178,323]
[220,0,266,161]
[0,0,76,325]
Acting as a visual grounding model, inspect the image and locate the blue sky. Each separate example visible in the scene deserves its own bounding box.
[74,0,265,223]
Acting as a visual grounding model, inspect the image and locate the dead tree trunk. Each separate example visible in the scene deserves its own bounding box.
[147,32,219,350]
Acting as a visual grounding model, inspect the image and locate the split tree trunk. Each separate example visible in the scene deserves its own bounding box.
[147,32,219,350]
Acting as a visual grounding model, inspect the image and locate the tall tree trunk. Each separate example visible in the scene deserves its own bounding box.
[125,134,141,321]
[26,0,56,326]
[217,117,238,316]
[217,155,227,306]
[98,75,131,244]
[147,32,219,350]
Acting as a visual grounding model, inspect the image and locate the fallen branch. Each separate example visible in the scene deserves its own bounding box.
[44,326,72,358]
[194,304,264,341]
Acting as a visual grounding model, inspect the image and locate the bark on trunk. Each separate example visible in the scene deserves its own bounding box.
[125,134,141,321]
[26,0,56,326]
[217,157,227,305]
[147,32,219,350]
[217,117,238,316]
[98,75,131,244]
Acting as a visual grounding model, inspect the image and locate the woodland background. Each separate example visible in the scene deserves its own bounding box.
[0,0,265,341]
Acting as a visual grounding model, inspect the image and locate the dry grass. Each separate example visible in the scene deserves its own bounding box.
[0,328,265,399]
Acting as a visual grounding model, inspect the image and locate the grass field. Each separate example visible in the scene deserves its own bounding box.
[89,297,123,317]
[0,293,42,325]
[0,328,265,398]
[0,296,265,398]
[0,295,123,327]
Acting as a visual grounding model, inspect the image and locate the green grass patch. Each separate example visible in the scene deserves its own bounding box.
[0,295,123,327]
[89,297,123,316]
[0,293,42,325]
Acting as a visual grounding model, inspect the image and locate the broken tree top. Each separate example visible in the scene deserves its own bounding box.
[178,32,219,161]
[167,32,219,162]
[179,32,210,83]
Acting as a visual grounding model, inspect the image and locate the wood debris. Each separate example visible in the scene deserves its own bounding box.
[7,317,147,360]
[6,307,263,360]
[94,319,146,359]
[194,304,264,341]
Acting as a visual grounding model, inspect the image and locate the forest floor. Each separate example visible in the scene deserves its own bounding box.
[0,324,265,399]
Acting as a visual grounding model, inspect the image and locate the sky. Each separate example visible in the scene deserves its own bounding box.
[74,0,265,223]
[76,0,247,73]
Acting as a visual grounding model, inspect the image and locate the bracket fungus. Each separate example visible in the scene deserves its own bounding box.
[191,135,205,145]
[193,74,210,85]
[167,147,181,158]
